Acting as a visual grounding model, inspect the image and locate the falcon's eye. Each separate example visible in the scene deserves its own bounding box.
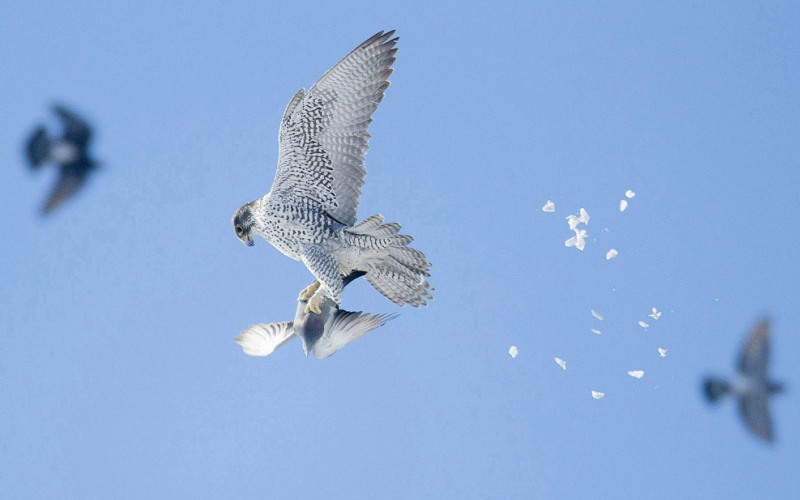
[235,224,244,236]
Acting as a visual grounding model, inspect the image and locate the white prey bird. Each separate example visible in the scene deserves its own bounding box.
[236,272,396,359]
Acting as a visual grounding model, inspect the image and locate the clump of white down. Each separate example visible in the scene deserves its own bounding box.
[565,208,590,250]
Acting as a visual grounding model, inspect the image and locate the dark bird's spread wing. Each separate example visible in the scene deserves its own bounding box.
[269,30,398,226]
[42,161,91,214]
[53,104,92,149]
[739,392,774,442]
[26,126,50,169]
[738,318,769,377]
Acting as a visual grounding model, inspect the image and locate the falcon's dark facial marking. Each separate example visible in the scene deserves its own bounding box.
[232,204,256,246]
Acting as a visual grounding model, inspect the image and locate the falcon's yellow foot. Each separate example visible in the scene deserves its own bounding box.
[304,291,324,315]
[298,280,321,302]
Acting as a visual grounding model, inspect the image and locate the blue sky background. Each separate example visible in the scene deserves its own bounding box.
[1,1,799,498]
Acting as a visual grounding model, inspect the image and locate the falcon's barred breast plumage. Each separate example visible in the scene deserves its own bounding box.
[232,30,433,313]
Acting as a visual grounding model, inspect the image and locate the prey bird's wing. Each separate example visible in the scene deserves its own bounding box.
[53,104,92,148]
[738,318,770,378]
[312,311,397,360]
[739,391,774,442]
[235,322,296,357]
[270,30,398,226]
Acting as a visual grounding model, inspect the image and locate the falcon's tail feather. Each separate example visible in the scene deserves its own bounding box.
[345,214,433,307]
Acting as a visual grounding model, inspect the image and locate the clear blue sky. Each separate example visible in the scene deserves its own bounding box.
[1,1,799,498]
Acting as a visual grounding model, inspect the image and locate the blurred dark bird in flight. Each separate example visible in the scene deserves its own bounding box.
[703,318,784,442]
[26,104,98,214]
[235,272,396,359]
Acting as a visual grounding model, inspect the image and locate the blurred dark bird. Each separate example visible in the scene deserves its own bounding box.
[235,272,397,360]
[703,318,784,442]
[26,104,97,214]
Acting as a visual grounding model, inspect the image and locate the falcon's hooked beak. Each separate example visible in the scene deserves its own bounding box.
[232,205,256,247]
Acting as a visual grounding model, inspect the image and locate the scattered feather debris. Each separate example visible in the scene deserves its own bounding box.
[591,391,605,400]
[565,229,587,250]
[566,217,579,231]
[658,347,668,357]
[591,328,602,335]
[627,370,645,379]
[619,199,628,212]
[625,190,636,199]
[542,200,555,212]
[579,207,589,224]
[565,209,590,251]
[606,249,618,260]
[566,208,590,230]
[639,321,650,329]
[591,310,604,321]
[508,346,518,358]
[554,357,567,370]
[649,307,662,320]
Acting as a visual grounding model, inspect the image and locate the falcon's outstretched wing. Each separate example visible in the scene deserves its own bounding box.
[738,318,769,378]
[269,30,398,226]
[236,322,296,357]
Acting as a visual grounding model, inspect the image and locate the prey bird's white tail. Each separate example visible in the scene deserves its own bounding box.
[345,214,433,307]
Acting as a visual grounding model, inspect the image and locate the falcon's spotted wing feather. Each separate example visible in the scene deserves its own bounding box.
[738,318,770,377]
[270,30,398,226]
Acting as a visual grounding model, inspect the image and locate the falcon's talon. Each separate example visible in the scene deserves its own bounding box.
[304,292,324,315]
[298,281,321,301]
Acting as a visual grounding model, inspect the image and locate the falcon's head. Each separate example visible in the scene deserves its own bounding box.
[232,204,256,246]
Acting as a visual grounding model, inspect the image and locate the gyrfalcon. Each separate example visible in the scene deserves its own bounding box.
[703,318,785,442]
[235,272,397,359]
[26,104,97,214]
[232,30,433,314]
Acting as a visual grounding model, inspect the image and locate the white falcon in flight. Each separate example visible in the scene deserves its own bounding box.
[232,30,432,313]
